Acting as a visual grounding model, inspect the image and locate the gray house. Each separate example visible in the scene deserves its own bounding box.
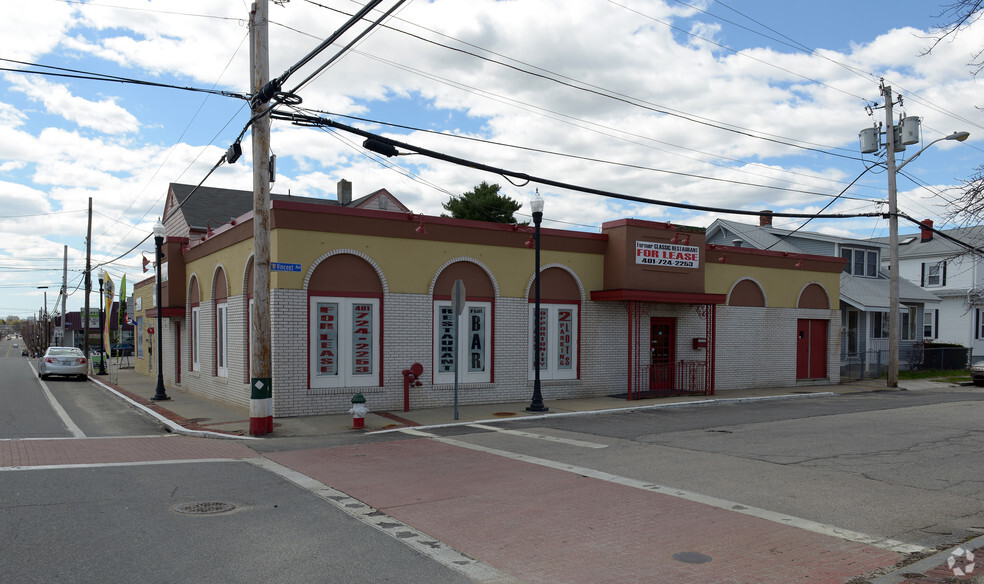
[707,214,940,377]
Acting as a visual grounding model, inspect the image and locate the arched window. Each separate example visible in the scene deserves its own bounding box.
[308,253,383,389]
[188,276,200,372]
[798,283,830,309]
[214,267,229,378]
[528,267,580,380]
[728,279,766,307]
[433,261,495,384]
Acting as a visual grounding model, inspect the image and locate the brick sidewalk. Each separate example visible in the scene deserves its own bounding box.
[268,438,902,584]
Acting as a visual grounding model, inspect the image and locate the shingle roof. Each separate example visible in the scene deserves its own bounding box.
[873,225,984,259]
[839,272,940,310]
[167,183,339,231]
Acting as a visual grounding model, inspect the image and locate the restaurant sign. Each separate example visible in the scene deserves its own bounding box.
[636,240,700,269]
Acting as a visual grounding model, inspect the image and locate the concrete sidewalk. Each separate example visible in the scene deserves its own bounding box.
[86,364,967,439]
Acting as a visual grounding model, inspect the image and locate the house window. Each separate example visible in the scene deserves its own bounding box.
[191,305,201,372]
[434,301,492,384]
[921,261,946,287]
[847,310,859,353]
[924,309,937,339]
[216,302,228,377]
[873,311,913,340]
[309,297,380,388]
[840,247,879,278]
[529,304,578,380]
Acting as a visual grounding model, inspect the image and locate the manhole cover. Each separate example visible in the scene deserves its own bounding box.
[172,501,238,515]
[672,551,712,564]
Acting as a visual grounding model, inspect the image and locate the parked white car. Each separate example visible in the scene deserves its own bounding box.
[38,347,88,381]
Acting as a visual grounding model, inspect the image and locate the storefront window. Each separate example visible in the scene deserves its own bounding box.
[309,296,380,388]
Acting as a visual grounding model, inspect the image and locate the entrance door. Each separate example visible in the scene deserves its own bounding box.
[650,318,676,392]
[796,319,828,379]
[174,322,182,384]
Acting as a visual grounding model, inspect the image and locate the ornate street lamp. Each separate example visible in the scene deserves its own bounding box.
[152,219,170,401]
[527,194,548,412]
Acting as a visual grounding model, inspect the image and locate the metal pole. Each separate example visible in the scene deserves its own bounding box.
[61,245,67,346]
[152,228,169,401]
[97,277,106,375]
[249,0,273,435]
[84,197,91,360]
[883,83,899,388]
[527,200,548,412]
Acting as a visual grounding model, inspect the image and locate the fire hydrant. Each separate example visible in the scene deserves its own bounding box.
[402,363,424,412]
[349,393,368,430]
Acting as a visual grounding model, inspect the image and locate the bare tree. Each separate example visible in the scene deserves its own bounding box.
[924,1,984,75]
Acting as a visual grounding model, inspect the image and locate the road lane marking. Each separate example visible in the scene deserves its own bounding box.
[29,362,86,438]
[466,423,608,448]
[402,431,927,555]
[0,458,248,472]
[248,457,522,584]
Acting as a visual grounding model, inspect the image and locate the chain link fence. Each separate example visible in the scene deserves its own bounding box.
[841,345,975,380]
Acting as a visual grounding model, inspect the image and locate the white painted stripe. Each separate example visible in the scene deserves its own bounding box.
[403,430,927,555]
[0,458,248,472]
[371,391,839,435]
[248,457,522,584]
[467,423,608,449]
[250,397,272,418]
[30,362,86,438]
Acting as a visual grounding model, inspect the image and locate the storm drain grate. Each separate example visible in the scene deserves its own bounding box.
[672,551,712,564]
[172,501,238,515]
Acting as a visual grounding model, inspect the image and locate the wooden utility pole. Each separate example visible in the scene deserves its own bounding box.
[249,0,273,435]
[83,197,92,359]
[883,83,900,388]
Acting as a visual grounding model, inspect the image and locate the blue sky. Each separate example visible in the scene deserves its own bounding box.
[0,0,982,319]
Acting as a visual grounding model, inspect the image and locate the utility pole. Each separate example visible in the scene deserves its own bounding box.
[250,0,273,436]
[883,83,900,388]
[83,197,92,360]
[61,245,67,346]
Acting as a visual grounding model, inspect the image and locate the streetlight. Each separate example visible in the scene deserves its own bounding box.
[527,193,548,413]
[37,286,48,351]
[872,85,969,387]
[152,219,169,401]
[96,274,107,375]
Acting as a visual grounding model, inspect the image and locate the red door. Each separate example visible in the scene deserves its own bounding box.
[650,318,676,392]
[796,319,827,379]
[174,323,182,384]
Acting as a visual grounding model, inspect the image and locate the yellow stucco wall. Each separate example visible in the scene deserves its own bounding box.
[705,263,841,309]
[187,230,607,299]
[132,282,154,376]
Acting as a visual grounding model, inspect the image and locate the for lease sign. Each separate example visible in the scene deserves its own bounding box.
[636,240,700,269]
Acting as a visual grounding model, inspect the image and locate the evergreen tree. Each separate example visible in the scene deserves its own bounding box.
[442,181,526,224]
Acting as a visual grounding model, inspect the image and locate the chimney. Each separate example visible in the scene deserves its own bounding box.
[920,219,934,242]
[759,210,773,227]
[337,179,352,206]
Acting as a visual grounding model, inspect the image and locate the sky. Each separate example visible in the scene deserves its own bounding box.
[1,0,983,320]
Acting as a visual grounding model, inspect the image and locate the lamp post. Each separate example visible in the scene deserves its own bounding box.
[152,219,170,401]
[527,194,548,413]
[97,274,107,375]
[878,85,969,387]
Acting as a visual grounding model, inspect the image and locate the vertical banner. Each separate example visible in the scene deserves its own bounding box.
[316,302,338,376]
[468,306,486,373]
[351,303,373,375]
[537,308,548,370]
[558,309,573,370]
[103,272,114,356]
[438,306,456,373]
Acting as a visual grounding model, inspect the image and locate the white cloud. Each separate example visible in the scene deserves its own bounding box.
[8,76,139,135]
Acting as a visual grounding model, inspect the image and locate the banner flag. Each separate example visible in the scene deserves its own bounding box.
[103,272,114,356]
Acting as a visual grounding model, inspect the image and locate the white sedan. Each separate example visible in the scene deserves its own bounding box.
[38,347,88,381]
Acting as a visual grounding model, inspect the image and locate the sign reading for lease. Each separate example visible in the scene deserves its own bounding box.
[636,240,700,269]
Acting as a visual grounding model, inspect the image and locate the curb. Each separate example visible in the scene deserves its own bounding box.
[87,375,258,440]
[869,534,984,583]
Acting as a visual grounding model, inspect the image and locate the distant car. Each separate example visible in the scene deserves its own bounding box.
[38,347,88,381]
[21,349,28,357]
[110,342,134,357]
[13,342,18,347]
[971,361,984,386]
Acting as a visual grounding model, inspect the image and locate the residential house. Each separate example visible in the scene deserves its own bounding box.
[707,213,940,377]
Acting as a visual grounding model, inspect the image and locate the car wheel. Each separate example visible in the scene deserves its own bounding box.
[974,380,984,387]
[40,373,47,380]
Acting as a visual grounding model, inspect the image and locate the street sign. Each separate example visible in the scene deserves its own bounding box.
[271,262,302,272]
[452,279,466,316]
